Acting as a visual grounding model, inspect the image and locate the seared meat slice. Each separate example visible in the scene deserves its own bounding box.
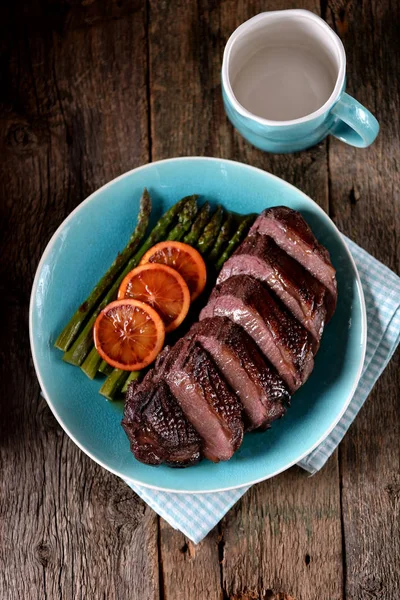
[189,317,290,430]
[217,233,327,351]
[200,275,314,392]
[250,207,337,318]
[121,207,337,469]
[164,338,244,462]
[122,379,202,467]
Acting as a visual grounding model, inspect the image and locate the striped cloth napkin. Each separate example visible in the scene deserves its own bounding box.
[126,237,400,543]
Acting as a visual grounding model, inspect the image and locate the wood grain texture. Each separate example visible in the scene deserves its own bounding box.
[149,2,224,595]
[325,1,400,598]
[159,520,222,600]
[0,3,158,599]
[221,461,343,600]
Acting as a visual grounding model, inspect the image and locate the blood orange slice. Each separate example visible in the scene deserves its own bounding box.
[93,299,165,371]
[118,263,190,333]
[139,241,207,301]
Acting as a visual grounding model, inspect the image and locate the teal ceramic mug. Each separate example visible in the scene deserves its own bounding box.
[221,9,379,153]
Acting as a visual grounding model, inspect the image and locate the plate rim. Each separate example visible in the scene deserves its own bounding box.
[29,156,367,493]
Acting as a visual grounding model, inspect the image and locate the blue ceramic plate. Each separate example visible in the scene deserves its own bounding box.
[30,157,366,493]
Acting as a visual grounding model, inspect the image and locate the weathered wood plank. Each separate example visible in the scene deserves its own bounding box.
[149,1,343,599]
[159,520,222,600]
[0,3,158,599]
[221,460,343,600]
[149,1,224,597]
[326,1,400,598]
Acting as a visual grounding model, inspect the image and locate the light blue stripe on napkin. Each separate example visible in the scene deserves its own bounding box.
[127,237,400,543]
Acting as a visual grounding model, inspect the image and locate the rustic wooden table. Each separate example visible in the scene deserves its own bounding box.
[1,1,399,598]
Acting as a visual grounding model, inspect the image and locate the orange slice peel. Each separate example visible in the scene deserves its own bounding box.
[93,299,165,371]
[140,241,207,301]
[118,263,191,333]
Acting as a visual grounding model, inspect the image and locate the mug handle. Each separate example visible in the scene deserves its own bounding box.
[330,92,379,148]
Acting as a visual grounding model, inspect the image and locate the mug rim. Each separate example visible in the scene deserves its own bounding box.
[222,9,346,127]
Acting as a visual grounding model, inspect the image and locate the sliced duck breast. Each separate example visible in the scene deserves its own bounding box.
[122,379,202,467]
[189,316,290,430]
[250,206,337,317]
[200,275,314,392]
[163,338,244,462]
[217,233,327,350]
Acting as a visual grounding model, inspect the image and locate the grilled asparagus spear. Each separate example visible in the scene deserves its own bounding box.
[215,214,256,270]
[196,205,224,255]
[208,212,234,262]
[55,189,151,352]
[183,202,211,246]
[93,199,201,394]
[63,196,197,367]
